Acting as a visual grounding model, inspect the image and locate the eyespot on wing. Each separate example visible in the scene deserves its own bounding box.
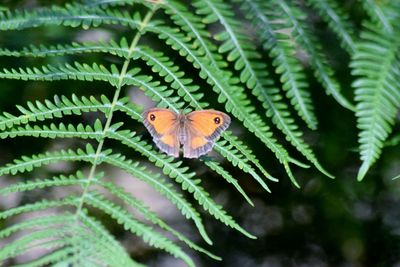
[186,110,231,137]
[142,108,178,136]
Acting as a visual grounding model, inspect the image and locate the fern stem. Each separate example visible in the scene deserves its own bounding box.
[74,6,159,219]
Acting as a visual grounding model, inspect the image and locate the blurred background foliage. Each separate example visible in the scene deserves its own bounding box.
[0,0,400,266]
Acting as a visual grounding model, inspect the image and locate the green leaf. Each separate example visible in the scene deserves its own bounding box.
[351,22,400,181]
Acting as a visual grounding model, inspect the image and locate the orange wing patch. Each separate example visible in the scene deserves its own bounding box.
[186,110,230,138]
[143,108,180,157]
[183,110,231,158]
[146,110,177,135]
[190,136,208,149]
[186,112,226,136]
[160,134,176,147]
[143,108,231,158]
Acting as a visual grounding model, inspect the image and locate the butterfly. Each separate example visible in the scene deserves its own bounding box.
[142,108,231,158]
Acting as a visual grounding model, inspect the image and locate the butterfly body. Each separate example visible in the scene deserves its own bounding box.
[142,108,231,158]
[175,112,188,144]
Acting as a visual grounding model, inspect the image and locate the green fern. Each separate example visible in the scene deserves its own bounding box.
[351,1,400,181]
[0,0,397,265]
[306,0,356,54]
[236,0,333,180]
[200,0,315,130]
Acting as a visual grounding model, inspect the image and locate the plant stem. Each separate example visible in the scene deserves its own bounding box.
[74,7,158,220]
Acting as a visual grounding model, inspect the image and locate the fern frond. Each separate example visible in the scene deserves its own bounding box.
[102,151,212,244]
[163,1,275,182]
[98,180,221,260]
[154,0,308,182]
[0,143,218,259]
[163,1,277,182]
[163,0,225,69]
[0,213,75,239]
[15,245,139,267]
[104,152,255,239]
[14,121,233,230]
[8,248,76,267]
[147,23,299,179]
[0,39,130,59]
[0,172,95,195]
[203,160,254,206]
[0,63,186,109]
[109,129,255,205]
[0,0,370,263]
[105,130,218,244]
[82,0,157,10]
[0,4,144,31]
[0,198,76,220]
[194,0,315,129]
[361,0,394,33]
[0,211,137,266]
[0,62,121,86]
[0,93,267,208]
[236,0,332,179]
[0,94,111,131]
[0,144,105,175]
[306,0,356,54]
[133,45,207,108]
[0,228,67,262]
[0,192,189,265]
[193,0,329,182]
[129,46,276,183]
[84,192,195,267]
[0,120,106,140]
[118,97,276,191]
[0,212,140,266]
[0,2,300,182]
[215,139,276,189]
[220,132,277,182]
[351,21,400,181]
[67,225,142,267]
[0,230,115,267]
[78,210,145,266]
[279,0,354,111]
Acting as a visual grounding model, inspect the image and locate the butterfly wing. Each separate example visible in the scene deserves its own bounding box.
[183,110,231,158]
[142,108,180,157]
